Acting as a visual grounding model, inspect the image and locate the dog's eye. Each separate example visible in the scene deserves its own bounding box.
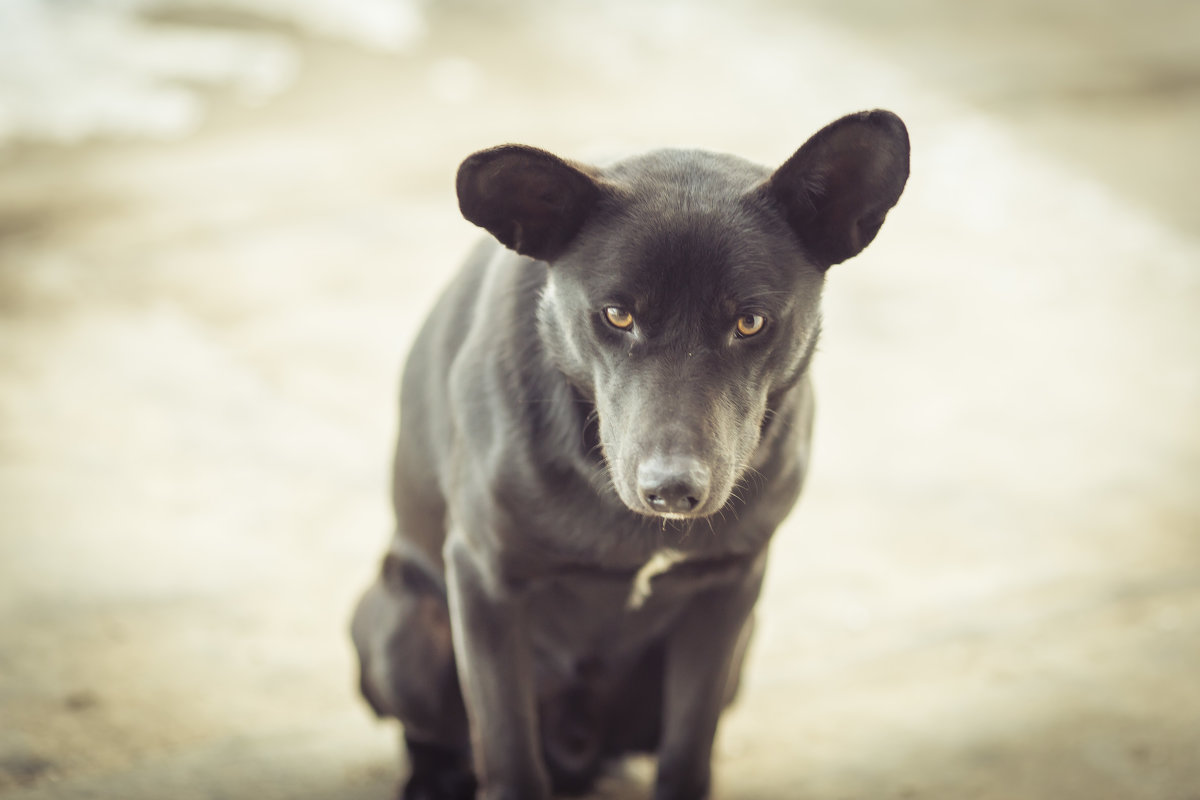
[735,314,766,338]
[604,306,635,331]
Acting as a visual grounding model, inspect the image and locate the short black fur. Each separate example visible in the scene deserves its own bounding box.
[351,110,910,800]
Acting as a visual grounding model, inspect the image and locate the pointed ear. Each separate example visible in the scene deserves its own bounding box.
[456,145,602,262]
[766,110,910,267]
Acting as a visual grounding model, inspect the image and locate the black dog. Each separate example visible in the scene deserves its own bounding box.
[351,110,909,800]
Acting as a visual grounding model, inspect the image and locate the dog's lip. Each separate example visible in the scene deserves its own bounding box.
[625,495,727,521]
[648,510,700,521]
[614,490,705,521]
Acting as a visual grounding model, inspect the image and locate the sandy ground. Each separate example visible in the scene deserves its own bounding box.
[1,1,1198,798]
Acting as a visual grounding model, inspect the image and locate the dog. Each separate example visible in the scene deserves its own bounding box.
[351,110,909,800]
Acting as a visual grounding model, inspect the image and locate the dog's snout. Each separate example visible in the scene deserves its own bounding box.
[636,456,711,516]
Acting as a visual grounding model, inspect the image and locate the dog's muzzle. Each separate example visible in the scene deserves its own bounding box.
[635,455,712,517]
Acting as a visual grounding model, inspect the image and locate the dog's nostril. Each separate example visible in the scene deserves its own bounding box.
[646,493,697,511]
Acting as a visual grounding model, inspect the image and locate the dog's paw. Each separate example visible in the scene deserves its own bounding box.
[401,737,476,800]
[400,768,476,800]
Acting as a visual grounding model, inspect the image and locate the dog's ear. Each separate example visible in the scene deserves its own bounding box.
[766,110,909,268]
[456,145,602,262]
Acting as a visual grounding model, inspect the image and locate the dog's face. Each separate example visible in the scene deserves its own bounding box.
[457,111,909,519]
[535,155,827,519]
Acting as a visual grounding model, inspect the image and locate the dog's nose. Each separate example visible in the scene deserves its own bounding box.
[636,456,711,515]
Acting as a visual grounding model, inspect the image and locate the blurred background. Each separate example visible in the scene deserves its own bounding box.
[1,1,1198,798]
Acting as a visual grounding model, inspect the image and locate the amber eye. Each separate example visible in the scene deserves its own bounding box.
[604,306,635,331]
[735,313,766,338]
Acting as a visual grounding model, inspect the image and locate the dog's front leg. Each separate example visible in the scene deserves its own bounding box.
[445,535,550,800]
[655,563,766,800]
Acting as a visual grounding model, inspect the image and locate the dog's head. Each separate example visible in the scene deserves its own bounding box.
[457,111,909,519]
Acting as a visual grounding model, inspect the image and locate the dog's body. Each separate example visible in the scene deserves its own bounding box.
[352,111,909,800]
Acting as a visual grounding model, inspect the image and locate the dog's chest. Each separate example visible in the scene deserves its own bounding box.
[526,548,746,670]
[626,548,688,610]
[531,549,691,635]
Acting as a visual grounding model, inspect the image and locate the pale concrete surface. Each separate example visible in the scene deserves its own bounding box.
[1,2,1198,799]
